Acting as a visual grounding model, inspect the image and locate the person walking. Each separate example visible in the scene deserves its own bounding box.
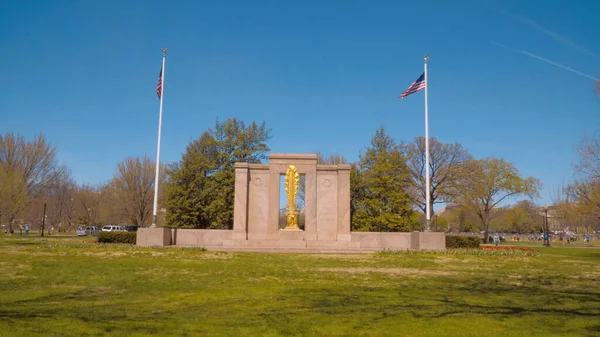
[493,234,499,247]
[25,224,29,235]
[19,224,23,236]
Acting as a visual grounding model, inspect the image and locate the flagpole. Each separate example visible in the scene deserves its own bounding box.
[151,48,167,228]
[424,54,431,231]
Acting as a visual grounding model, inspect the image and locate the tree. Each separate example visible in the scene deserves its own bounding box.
[317,152,348,165]
[44,168,76,232]
[0,133,59,232]
[351,127,419,232]
[451,158,541,243]
[442,205,480,232]
[566,180,600,219]
[165,118,271,229]
[76,184,108,226]
[564,132,600,226]
[574,132,600,180]
[111,155,164,227]
[491,200,539,233]
[404,137,472,216]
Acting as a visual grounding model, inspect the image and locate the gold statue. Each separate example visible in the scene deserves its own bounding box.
[284,164,300,230]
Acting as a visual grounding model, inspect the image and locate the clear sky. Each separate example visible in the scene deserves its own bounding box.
[1,0,598,207]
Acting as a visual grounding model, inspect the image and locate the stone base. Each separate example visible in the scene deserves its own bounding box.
[351,232,445,250]
[136,229,446,251]
[137,227,172,247]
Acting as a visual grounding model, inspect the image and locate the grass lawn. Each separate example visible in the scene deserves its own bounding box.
[0,235,598,336]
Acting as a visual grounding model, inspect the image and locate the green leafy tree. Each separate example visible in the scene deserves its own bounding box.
[351,127,419,232]
[443,206,480,232]
[165,118,270,229]
[451,158,541,243]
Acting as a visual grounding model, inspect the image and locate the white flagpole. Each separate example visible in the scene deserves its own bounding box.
[424,54,431,231]
[151,48,167,228]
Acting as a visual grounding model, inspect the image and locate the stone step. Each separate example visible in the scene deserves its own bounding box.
[223,239,361,249]
[223,239,307,248]
[202,245,380,254]
[306,240,361,249]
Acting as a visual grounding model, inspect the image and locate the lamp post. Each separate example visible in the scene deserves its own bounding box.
[40,202,46,237]
[543,206,551,247]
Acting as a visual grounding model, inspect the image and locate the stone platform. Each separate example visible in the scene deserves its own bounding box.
[136,228,446,252]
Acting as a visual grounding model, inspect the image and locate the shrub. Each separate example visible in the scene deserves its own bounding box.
[97,231,137,244]
[445,235,480,249]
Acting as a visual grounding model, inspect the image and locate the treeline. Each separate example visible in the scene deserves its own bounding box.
[0,133,166,233]
[3,118,597,239]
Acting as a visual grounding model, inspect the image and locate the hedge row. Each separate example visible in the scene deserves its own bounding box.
[97,231,137,244]
[445,235,481,248]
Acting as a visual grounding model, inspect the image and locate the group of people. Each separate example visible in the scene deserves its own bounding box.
[3,224,56,236]
[3,224,29,236]
[487,231,598,246]
[18,224,30,236]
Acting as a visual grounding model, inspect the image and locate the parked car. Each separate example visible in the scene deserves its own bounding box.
[76,226,99,236]
[101,225,125,232]
[124,226,139,232]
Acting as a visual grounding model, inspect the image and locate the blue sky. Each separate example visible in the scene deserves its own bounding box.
[1,0,598,207]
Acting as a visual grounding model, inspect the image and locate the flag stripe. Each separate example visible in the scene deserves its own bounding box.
[399,73,425,99]
[156,68,163,99]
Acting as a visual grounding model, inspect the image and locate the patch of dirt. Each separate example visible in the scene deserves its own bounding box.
[83,251,128,258]
[8,251,67,257]
[560,259,597,265]
[311,254,376,260]
[248,276,282,282]
[313,267,454,277]
[569,271,600,279]
[136,268,200,277]
[0,264,32,279]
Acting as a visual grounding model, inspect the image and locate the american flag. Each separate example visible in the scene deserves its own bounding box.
[399,73,425,99]
[156,67,163,99]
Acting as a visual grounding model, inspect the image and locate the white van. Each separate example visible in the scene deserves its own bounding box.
[101,225,125,232]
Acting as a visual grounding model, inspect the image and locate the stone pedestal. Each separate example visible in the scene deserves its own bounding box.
[137,227,172,246]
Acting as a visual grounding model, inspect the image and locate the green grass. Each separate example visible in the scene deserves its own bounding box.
[0,235,598,336]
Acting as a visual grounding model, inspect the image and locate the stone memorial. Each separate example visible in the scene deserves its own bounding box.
[137,153,446,251]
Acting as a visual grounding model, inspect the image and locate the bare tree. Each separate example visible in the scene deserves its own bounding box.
[405,137,472,215]
[111,155,164,227]
[44,168,76,232]
[0,133,59,232]
[574,131,600,180]
[317,152,348,165]
[76,184,108,226]
[564,132,600,228]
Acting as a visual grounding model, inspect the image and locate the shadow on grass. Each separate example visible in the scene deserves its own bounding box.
[291,277,600,320]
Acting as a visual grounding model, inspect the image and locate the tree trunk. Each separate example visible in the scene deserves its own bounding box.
[481,212,490,244]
